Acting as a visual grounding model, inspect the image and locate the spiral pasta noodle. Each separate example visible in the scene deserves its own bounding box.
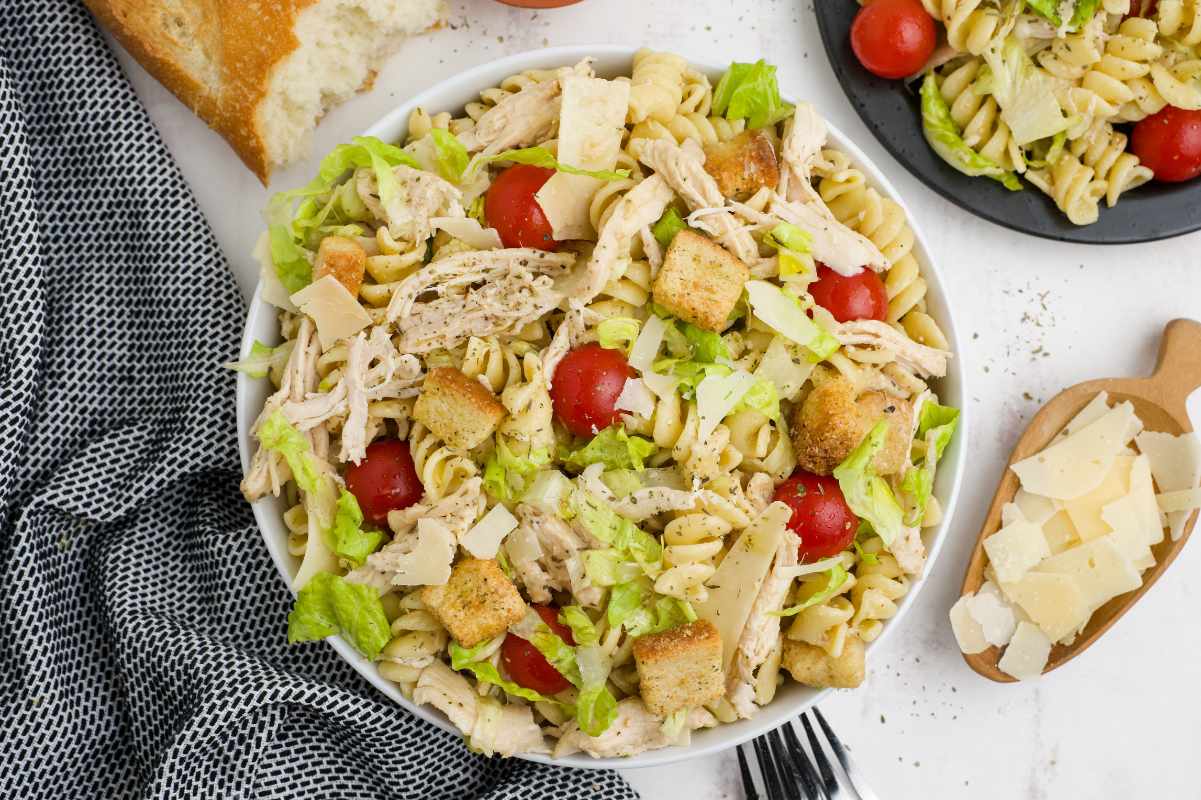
[849,539,910,643]
[1081,17,1164,112]
[1068,119,1154,207]
[379,592,450,695]
[724,409,796,481]
[654,513,732,602]
[937,59,1024,171]
[925,0,1008,55]
[627,49,688,124]
[628,113,747,150]
[1159,0,1201,45]
[461,336,526,394]
[407,422,479,500]
[585,257,653,320]
[1027,152,1107,226]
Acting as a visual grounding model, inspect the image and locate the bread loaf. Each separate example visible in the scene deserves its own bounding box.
[85,0,445,182]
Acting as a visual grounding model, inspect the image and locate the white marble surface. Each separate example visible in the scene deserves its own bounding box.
[111,1,1201,797]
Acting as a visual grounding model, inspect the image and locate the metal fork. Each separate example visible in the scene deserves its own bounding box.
[736,708,880,800]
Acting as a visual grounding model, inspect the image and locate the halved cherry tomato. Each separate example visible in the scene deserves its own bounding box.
[484,164,559,250]
[851,0,937,80]
[344,439,423,527]
[773,470,860,561]
[1132,106,1201,183]
[808,263,889,322]
[500,605,575,695]
[550,343,632,437]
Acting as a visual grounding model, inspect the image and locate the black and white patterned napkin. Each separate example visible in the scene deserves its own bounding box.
[0,3,638,797]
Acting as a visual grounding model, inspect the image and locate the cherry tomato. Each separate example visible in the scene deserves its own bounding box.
[344,439,423,527]
[550,343,631,437]
[1132,106,1201,183]
[808,263,889,322]
[773,470,860,561]
[500,605,576,695]
[850,0,937,80]
[484,164,559,250]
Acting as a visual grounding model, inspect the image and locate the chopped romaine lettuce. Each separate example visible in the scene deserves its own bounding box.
[559,606,600,647]
[223,339,293,379]
[520,469,574,516]
[258,410,322,496]
[772,563,850,617]
[563,426,657,471]
[713,60,796,129]
[1026,0,1101,29]
[597,317,642,354]
[429,129,469,182]
[736,378,782,422]
[681,321,730,363]
[607,577,650,628]
[583,548,643,587]
[469,146,630,181]
[572,491,663,567]
[832,420,906,548]
[903,402,960,525]
[744,280,840,359]
[982,39,1070,146]
[449,636,503,669]
[448,639,553,703]
[329,489,383,567]
[484,441,550,502]
[652,206,688,247]
[287,571,391,660]
[575,677,618,736]
[920,74,1023,191]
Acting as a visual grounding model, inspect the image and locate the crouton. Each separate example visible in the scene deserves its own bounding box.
[314,235,366,297]
[414,367,506,451]
[703,130,780,201]
[782,636,865,689]
[790,372,913,477]
[652,230,748,332]
[632,620,725,716]
[421,558,526,647]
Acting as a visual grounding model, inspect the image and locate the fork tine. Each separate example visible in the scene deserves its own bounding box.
[737,744,761,800]
[812,708,881,800]
[766,729,805,800]
[800,712,839,793]
[753,735,787,800]
[782,720,829,800]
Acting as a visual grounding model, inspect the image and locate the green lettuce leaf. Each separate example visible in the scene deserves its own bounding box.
[744,280,839,360]
[559,606,600,646]
[981,39,1070,146]
[736,378,781,422]
[448,639,553,702]
[287,571,391,659]
[918,401,961,458]
[713,60,796,128]
[576,682,619,737]
[607,577,650,629]
[763,222,818,280]
[563,427,657,472]
[682,321,729,363]
[484,441,550,502]
[597,317,642,354]
[329,490,383,567]
[1025,0,1102,28]
[600,468,643,498]
[652,207,688,248]
[429,128,469,182]
[258,409,322,495]
[772,564,850,617]
[223,340,293,379]
[903,402,960,525]
[572,491,662,567]
[832,420,906,548]
[920,74,1023,191]
[469,146,630,181]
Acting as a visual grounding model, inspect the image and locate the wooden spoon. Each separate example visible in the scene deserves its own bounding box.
[960,318,1201,682]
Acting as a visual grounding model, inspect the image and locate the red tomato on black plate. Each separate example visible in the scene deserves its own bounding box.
[1132,106,1201,183]
[550,343,631,437]
[850,0,937,80]
[344,439,423,527]
[484,164,559,250]
[501,605,575,695]
[773,470,860,561]
[808,263,889,323]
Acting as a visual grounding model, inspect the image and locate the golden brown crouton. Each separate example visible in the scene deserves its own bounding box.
[703,130,780,201]
[421,559,526,647]
[632,620,725,716]
[652,230,748,332]
[314,235,366,297]
[414,367,506,451]
[782,636,865,689]
[790,372,912,477]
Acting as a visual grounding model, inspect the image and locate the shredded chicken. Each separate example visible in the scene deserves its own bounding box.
[553,699,716,758]
[345,478,485,592]
[242,318,319,501]
[384,248,575,352]
[508,504,603,607]
[768,194,888,276]
[891,525,927,575]
[834,319,951,378]
[566,174,673,304]
[731,530,799,691]
[413,660,478,735]
[357,165,464,244]
[727,680,758,720]
[541,304,597,383]
[468,698,550,757]
[634,137,759,263]
[461,60,594,155]
[777,103,830,205]
[744,473,775,517]
[612,486,753,530]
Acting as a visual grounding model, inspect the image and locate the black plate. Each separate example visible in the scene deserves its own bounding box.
[814,0,1201,244]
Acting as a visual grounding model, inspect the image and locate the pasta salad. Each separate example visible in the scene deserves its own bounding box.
[850,0,1201,225]
[236,51,959,759]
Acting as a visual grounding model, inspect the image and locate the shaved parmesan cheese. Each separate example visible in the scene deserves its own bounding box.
[1127,454,1165,546]
[1000,572,1088,642]
[1058,392,1110,439]
[1001,502,1025,527]
[949,594,990,654]
[641,370,679,400]
[966,582,1018,647]
[1035,536,1141,612]
[290,275,371,350]
[1137,430,1201,541]
[1157,487,1201,513]
[984,519,1051,583]
[695,370,758,442]
[1063,456,1133,542]
[629,314,668,373]
[385,518,457,586]
[460,503,519,559]
[1041,510,1079,555]
[255,232,299,312]
[693,502,789,672]
[1014,488,1057,525]
[430,217,502,250]
[1010,402,1136,500]
[535,76,630,240]
[753,336,815,402]
[504,517,543,563]
[997,622,1052,680]
[615,377,656,419]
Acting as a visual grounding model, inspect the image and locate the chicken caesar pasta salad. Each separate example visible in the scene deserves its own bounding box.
[850,0,1201,225]
[236,51,959,759]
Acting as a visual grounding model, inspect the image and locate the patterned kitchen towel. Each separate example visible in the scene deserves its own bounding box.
[0,3,637,798]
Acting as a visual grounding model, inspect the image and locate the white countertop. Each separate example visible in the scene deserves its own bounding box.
[113,1,1201,797]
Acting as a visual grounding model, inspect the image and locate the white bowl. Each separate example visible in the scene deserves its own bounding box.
[236,44,969,771]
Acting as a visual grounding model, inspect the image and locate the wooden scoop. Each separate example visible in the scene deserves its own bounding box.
[961,318,1201,682]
